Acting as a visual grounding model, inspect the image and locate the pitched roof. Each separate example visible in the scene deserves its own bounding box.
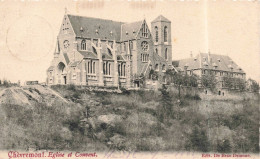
[175,53,245,73]
[102,53,112,60]
[78,51,97,59]
[121,21,143,41]
[63,53,70,64]
[152,15,171,23]
[69,61,80,67]
[117,55,125,61]
[68,14,124,41]
[47,66,54,71]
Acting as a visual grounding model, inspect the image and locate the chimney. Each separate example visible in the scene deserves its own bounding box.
[208,50,211,63]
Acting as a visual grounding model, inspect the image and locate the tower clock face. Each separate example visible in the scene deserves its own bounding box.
[141,41,149,52]
[63,40,70,49]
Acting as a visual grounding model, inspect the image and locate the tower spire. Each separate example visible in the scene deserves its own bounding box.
[65,7,68,15]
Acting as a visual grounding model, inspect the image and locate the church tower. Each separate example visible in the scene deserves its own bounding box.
[151,15,172,66]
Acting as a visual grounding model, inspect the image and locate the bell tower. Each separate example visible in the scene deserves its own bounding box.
[151,15,172,66]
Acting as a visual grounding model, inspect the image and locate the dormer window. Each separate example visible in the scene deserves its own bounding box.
[95,29,99,34]
[110,31,113,36]
[217,58,221,62]
[133,30,136,34]
[126,31,128,35]
[81,40,86,50]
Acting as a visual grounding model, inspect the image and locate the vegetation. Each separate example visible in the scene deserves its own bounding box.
[246,78,259,93]
[0,85,258,153]
[201,74,217,92]
[223,75,246,91]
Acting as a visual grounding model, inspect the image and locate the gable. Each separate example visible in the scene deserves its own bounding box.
[121,21,143,41]
[58,15,75,36]
[136,20,152,39]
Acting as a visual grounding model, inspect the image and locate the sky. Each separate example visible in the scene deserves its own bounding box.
[0,0,259,84]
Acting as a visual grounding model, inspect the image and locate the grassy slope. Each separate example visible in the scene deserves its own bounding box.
[0,85,259,153]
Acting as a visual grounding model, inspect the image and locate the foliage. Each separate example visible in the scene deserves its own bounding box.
[188,127,210,152]
[223,75,246,91]
[201,74,217,92]
[149,69,158,80]
[0,85,258,153]
[247,78,259,93]
[217,139,231,153]
[165,69,198,87]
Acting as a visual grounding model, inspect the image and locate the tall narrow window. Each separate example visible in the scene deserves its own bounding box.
[93,62,95,74]
[155,48,158,54]
[103,63,106,75]
[129,40,133,50]
[141,23,148,38]
[108,63,111,75]
[88,62,90,73]
[90,61,92,74]
[165,48,168,60]
[118,64,121,76]
[81,40,86,50]
[155,26,158,42]
[155,64,159,71]
[123,65,126,76]
[121,64,123,77]
[164,26,168,42]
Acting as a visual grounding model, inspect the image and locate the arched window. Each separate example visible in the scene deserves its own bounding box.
[121,64,123,77]
[141,23,148,38]
[108,63,111,75]
[118,64,121,76]
[164,26,168,42]
[155,64,159,71]
[123,65,126,76]
[155,26,158,42]
[81,40,86,50]
[103,63,106,75]
[155,48,158,54]
[106,62,108,75]
[165,48,168,60]
[92,62,95,74]
[90,60,93,74]
[162,64,166,71]
[87,62,90,73]
[129,40,133,50]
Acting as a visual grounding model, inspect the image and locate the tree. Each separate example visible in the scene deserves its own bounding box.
[217,139,231,153]
[157,85,174,122]
[223,75,246,91]
[149,69,158,81]
[247,78,259,93]
[201,74,217,92]
[189,127,210,152]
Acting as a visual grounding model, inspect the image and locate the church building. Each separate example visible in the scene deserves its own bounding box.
[47,11,172,88]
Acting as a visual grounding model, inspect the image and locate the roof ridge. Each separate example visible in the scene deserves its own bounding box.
[67,14,125,24]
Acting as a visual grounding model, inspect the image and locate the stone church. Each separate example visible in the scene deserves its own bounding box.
[47,12,173,88]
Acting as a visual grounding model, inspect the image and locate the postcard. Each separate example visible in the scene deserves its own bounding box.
[0,0,259,159]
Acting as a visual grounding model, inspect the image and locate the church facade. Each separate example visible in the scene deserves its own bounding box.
[47,13,172,88]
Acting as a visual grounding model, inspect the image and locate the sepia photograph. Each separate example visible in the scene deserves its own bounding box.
[0,0,259,159]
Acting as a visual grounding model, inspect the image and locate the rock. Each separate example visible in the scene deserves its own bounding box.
[97,114,123,126]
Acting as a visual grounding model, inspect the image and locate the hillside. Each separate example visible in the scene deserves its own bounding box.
[0,85,259,153]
